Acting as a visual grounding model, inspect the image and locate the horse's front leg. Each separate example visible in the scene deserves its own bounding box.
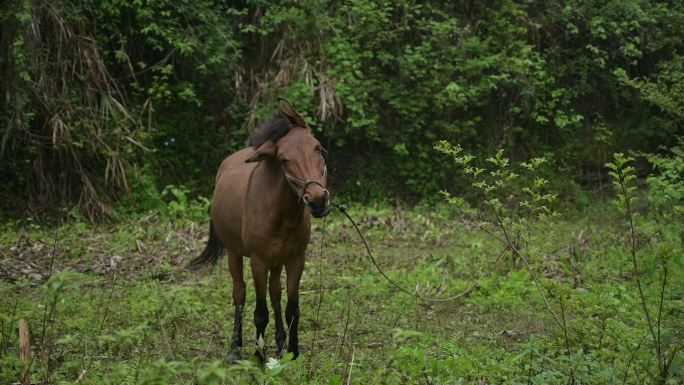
[251,258,269,363]
[285,255,305,359]
[269,264,286,356]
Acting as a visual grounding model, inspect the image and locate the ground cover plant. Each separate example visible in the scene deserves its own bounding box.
[1,144,682,384]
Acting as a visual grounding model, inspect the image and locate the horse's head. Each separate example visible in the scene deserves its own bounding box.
[246,99,331,218]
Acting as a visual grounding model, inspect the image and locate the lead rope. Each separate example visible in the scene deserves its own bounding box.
[306,214,327,379]
[332,202,477,303]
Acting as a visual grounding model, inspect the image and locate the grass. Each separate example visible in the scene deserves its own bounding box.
[0,199,682,384]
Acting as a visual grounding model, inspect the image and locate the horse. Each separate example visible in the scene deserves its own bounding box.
[190,99,331,362]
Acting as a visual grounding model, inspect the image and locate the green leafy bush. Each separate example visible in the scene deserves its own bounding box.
[3,0,684,218]
[646,139,684,214]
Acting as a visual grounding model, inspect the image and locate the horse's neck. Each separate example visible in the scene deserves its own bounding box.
[257,158,305,223]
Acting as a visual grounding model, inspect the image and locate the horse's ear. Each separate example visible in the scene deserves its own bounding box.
[278,98,307,128]
[245,140,276,163]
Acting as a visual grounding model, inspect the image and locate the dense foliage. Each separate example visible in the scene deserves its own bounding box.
[1,0,683,216]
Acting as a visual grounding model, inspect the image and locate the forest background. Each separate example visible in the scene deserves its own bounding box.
[2,0,683,218]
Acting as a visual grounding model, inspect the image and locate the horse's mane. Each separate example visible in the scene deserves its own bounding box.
[249,118,292,148]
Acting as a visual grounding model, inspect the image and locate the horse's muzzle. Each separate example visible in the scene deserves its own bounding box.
[311,205,331,218]
[307,196,331,218]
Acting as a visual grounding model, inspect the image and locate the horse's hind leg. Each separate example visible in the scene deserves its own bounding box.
[269,264,286,355]
[227,250,245,363]
[251,257,269,363]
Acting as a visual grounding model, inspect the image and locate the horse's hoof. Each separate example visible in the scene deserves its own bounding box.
[226,351,241,364]
[252,349,266,365]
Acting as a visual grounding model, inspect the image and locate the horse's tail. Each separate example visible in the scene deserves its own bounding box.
[189,220,225,270]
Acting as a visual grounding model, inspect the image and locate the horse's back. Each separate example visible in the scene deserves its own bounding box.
[210,147,257,253]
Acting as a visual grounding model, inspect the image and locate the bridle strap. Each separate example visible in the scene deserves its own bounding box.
[283,165,327,200]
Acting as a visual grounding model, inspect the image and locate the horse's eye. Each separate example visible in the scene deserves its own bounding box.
[314,147,321,154]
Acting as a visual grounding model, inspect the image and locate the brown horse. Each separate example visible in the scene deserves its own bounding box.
[190,99,330,362]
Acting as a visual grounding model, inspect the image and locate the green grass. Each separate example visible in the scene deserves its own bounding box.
[0,202,682,384]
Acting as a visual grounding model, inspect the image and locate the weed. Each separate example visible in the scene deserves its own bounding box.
[0,184,682,383]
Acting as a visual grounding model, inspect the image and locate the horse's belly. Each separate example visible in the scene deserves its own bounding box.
[210,153,255,253]
[242,223,310,264]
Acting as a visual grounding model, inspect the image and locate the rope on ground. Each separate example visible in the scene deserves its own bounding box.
[332,203,477,303]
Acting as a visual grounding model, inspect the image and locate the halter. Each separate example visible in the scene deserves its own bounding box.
[283,165,328,200]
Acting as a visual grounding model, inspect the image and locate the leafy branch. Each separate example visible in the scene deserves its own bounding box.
[606,153,680,385]
[435,141,567,334]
